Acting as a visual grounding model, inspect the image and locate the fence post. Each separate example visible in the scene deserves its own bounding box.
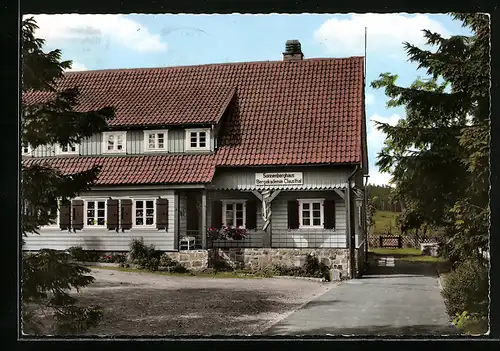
[398,236,402,248]
[379,236,382,248]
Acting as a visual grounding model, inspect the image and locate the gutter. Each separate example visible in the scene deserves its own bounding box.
[347,165,360,279]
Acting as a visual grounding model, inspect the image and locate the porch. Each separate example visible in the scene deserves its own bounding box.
[175,188,357,250]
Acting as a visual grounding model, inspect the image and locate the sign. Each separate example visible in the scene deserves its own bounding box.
[255,172,303,186]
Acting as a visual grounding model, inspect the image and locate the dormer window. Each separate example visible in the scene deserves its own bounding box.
[185,128,210,151]
[21,144,32,157]
[103,132,126,154]
[144,130,168,153]
[56,143,79,155]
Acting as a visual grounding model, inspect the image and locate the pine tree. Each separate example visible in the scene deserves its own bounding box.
[370,13,490,264]
[21,17,115,334]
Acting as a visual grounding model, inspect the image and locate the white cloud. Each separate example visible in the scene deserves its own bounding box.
[365,93,375,106]
[314,14,448,56]
[368,170,393,186]
[367,113,402,186]
[367,113,401,152]
[64,61,88,72]
[24,14,167,53]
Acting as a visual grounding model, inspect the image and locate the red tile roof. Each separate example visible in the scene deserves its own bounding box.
[22,57,365,185]
[23,154,216,185]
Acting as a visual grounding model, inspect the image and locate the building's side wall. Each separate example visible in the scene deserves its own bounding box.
[32,128,214,157]
[271,191,347,248]
[211,166,351,191]
[22,189,176,251]
[80,133,103,156]
[206,190,348,249]
[206,190,265,247]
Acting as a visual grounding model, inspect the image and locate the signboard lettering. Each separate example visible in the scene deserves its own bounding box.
[255,172,303,186]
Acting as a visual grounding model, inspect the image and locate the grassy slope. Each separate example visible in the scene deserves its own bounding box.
[370,211,399,236]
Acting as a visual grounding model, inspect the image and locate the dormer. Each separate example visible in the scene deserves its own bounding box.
[102,131,127,154]
[185,128,211,152]
[143,129,168,153]
[56,143,80,156]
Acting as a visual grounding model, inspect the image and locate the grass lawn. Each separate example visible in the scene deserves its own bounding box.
[370,210,399,236]
[369,248,447,263]
[89,265,266,279]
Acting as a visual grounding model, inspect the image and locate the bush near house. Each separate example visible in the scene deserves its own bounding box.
[273,253,331,281]
[441,259,488,333]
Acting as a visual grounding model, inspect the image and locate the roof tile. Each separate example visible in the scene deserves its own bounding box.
[22,57,365,185]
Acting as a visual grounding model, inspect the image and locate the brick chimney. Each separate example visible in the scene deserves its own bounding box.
[283,39,304,61]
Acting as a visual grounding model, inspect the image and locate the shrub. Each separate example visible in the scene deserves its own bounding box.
[98,253,127,264]
[273,254,331,281]
[66,247,101,262]
[441,259,489,319]
[158,253,190,273]
[129,237,162,271]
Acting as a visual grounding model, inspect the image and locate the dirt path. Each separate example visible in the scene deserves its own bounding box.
[74,268,335,336]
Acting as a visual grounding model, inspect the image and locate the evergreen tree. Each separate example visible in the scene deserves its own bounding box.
[370,13,490,264]
[21,17,115,334]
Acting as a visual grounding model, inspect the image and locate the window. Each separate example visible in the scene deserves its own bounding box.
[298,199,324,228]
[103,132,126,154]
[21,144,32,156]
[134,200,155,226]
[57,143,79,155]
[86,200,106,226]
[185,129,210,151]
[144,130,168,152]
[222,200,246,228]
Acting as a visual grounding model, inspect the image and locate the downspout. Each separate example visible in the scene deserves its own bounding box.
[363,175,370,265]
[347,165,360,279]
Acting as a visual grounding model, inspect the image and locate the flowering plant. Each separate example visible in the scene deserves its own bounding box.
[221,225,247,240]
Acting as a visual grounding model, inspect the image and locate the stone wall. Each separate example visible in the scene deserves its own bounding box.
[163,250,209,271]
[210,248,350,277]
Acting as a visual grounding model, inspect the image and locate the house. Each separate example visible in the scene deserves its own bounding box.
[22,40,369,278]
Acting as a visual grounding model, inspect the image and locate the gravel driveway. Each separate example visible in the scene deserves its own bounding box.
[74,268,334,336]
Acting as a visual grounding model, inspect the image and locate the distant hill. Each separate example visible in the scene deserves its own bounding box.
[367,184,402,212]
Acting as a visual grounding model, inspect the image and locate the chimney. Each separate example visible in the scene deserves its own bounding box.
[283,39,304,61]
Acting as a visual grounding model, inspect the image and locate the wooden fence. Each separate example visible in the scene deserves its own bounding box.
[368,235,444,249]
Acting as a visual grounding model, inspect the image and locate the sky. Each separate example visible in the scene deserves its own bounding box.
[23,13,472,185]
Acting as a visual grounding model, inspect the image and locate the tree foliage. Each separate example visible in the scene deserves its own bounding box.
[21,17,115,334]
[370,13,490,264]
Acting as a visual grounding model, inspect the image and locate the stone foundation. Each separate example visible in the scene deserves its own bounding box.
[163,250,209,271]
[210,248,350,277]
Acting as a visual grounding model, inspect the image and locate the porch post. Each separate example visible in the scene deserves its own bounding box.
[173,191,180,251]
[201,190,207,249]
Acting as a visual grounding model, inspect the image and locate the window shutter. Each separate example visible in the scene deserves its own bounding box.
[287,200,299,230]
[323,200,336,229]
[156,198,169,230]
[107,199,119,230]
[211,201,223,229]
[120,199,132,231]
[59,200,71,230]
[245,200,257,230]
[71,200,84,231]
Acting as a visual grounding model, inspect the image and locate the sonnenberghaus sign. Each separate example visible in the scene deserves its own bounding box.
[255,172,303,186]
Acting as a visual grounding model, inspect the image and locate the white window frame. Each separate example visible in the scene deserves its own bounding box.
[84,199,107,228]
[56,143,80,155]
[102,131,127,154]
[298,199,325,229]
[143,129,168,153]
[221,199,247,229]
[21,144,32,157]
[185,128,210,151]
[133,198,156,227]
